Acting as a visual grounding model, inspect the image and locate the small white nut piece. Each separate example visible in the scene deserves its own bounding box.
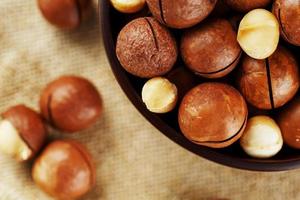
[0,105,46,162]
[0,120,32,161]
[142,77,178,113]
[110,0,146,13]
[237,9,280,59]
[240,116,283,158]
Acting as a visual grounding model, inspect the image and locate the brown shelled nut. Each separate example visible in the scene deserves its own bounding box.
[237,46,299,110]
[142,77,178,113]
[277,98,300,149]
[225,0,271,12]
[178,83,248,148]
[0,105,46,162]
[272,0,300,46]
[38,0,92,29]
[146,0,217,29]
[237,9,280,59]
[32,140,95,200]
[116,17,177,78]
[240,116,283,158]
[181,18,241,79]
[110,0,146,13]
[40,76,102,133]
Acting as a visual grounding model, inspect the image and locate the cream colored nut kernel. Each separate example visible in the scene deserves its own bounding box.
[110,0,146,13]
[237,9,280,59]
[0,120,32,161]
[240,116,283,158]
[142,77,178,113]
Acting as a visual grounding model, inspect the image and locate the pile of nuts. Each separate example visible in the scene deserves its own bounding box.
[1,0,103,199]
[113,0,300,159]
[0,76,102,199]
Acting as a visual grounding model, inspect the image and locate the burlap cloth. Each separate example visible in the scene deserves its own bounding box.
[0,1,299,200]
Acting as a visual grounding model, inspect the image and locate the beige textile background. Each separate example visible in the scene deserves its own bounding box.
[0,0,299,200]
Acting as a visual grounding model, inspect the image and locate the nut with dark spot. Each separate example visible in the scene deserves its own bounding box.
[237,46,299,110]
[40,76,103,133]
[0,105,47,161]
[225,0,271,12]
[146,0,217,29]
[272,0,300,46]
[181,18,241,79]
[178,83,248,148]
[38,0,92,29]
[116,17,177,78]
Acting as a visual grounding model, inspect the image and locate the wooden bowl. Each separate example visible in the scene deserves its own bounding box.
[100,0,300,171]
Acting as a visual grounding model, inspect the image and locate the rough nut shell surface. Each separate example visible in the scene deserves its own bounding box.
[2,105,47,156]
[146,0,217,29]
[181,18,241,78]
[178,83,248,148]
[116,17,177,78]
[273,0,300,46]
[40,76,103,133]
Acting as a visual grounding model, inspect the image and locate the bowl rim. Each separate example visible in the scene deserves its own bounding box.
[99,0,300,171]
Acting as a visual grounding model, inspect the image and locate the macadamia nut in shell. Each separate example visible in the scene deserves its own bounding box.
[0,105,47,161]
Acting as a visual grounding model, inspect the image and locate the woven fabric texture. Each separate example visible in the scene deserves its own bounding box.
[0,1,299,200]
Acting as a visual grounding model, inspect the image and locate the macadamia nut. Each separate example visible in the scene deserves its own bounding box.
[0,105,47,162]
[0,120,32,161]
[237,9,280,59]
[240,116,283,158]
[142,77,177,113]
[111,0,146,13]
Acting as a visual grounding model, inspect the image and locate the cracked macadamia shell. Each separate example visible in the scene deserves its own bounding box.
[272,0,300,46]
[181,18,241,79]
[32,140,95,200]
[40,76,103,133]
[116,17,177,78]
[277,98,300,149]
[237,46,299,110]
[178,83,248,148]
[240,116,283,158]
[146,0,217,29]
[0,105,47,161]
[225,0,271,12]
[38,0,92,29]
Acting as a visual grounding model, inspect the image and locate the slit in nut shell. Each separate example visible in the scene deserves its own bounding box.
[237,9,280,59]
[178,83,248,148]
[116,17,177,78]
[0,105,47,162]
[181,18,241,79]
[146,0,218,29]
